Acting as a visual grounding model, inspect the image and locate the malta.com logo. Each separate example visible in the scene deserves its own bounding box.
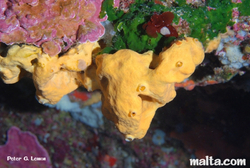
[190,156,246,166]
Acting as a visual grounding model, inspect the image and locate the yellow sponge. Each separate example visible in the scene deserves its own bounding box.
[0,41,99,104]
[0,37,204,140]
[83,37,204,140]
[0,45,41,84]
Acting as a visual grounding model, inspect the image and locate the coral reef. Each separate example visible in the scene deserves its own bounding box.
[0,0,106,56]
[1,0,249,143]
[0,126,52,168]
[0,0,250,167]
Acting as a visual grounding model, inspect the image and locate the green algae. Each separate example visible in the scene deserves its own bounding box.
[238,0,250,16]
[100,0,174,54]
[100,0,247,53]
[174,0,235,42]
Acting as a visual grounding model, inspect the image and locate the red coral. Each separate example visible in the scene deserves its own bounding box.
[143,12,178,38]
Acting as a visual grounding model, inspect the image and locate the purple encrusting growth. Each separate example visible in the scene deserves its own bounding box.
[0,0,107,56]
[0,126,52,168]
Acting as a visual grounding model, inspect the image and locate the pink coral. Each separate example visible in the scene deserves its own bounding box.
[0,126,52,168]
[232,8,240,19]
[231,0,242,3]
[0,0,106,56]
[113,0,120,8]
